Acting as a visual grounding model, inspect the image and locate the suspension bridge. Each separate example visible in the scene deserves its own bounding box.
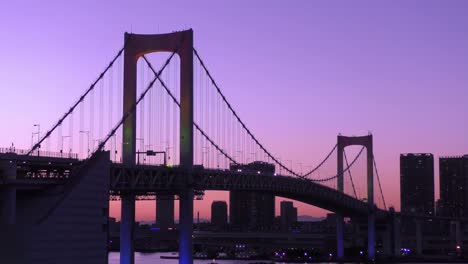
[1,30,396,264]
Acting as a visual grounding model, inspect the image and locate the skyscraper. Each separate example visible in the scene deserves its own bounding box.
[439,155,468,217]
[230,161,275,231]
[400,153,435,215]
[156,195,174,230]
[211,201,228,229]
[280,200,298,231]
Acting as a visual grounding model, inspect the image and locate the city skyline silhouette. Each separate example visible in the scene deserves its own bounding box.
[1,1,467,222]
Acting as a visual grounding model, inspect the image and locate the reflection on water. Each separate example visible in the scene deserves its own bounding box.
[108,252,450,264]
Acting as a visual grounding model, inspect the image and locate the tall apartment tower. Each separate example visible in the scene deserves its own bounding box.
[280,200,298,231]
[400,153,435,215]
[230,161,275,231]
[211,201,228,228]
[156,195,174,230]
[439,155,468,217]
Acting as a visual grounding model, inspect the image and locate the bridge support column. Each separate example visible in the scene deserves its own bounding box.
[383,219,391,256]
[368,212,375,259]
[452,221,462,249]
[384,208,400,257]
[337,134,374,260]
[120,194,135,264]
[393,216,401,256]
[336,141,344,259]
[0,187,16,225]
[415,220,422,255]
[121,29,194,264]
[336,214,344,259]
[366,136,375,260]
[179,189,194,264]
[0,160,16,224]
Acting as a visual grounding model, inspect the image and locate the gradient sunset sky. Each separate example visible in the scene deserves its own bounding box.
[1,1,467,221]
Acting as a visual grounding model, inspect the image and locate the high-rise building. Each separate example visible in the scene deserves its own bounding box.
[211,201,228,229]
[439,155,468,217]
[230,161,275,231]
[280,201,298,231]
[156,195,174,230]
[400,153,435,215]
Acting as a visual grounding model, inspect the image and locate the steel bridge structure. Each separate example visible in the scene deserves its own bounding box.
[0,30,405,264]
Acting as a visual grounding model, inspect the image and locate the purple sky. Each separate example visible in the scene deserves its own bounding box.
[1,1,467,221]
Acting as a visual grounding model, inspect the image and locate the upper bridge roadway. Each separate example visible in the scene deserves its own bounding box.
[0,153,385,218]
[110,164,384,217]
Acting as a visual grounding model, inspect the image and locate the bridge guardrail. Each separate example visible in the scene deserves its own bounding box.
[0,147,78,159]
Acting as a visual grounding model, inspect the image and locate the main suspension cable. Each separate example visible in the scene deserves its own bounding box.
[373,155,387,210]
[193,48,299,176]
[308,146,365,182]
[28,36,130,155]
[37,34,183,224]
[142,56,237,165]
[301,144,337,177]
[344,149,358,199]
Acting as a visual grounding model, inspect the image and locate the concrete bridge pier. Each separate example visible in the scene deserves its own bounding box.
[120,29,194,264]
[336,138,345,259]
[368,212,375,259]
[452,220,462,248]
[0,160,16,225]
[336,214,344,259]
[120,194,135,264]
[415,219,422,255]
[0,187,16,224]
[179,189,194,264]
[383,209,401,256]
[337,134,374,260]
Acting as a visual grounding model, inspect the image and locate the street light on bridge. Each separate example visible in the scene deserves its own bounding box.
[32,124,40,155]
[61,135,70,158]
[137,149,167,166]
[79,130,90,158]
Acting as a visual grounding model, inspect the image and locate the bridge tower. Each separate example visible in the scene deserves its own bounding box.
[122,30,194,264]
[337,134,375,260]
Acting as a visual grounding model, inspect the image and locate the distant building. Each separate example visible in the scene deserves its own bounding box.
[156,195,174,230]
[439,155,468,217]
[400,153,435,215]
[230,161,275,231]
[280,201,298,231]
[211,201,228,228]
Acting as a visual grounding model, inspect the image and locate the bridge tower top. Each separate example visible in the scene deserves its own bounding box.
[337,134,373,206]
[122,30,193,169]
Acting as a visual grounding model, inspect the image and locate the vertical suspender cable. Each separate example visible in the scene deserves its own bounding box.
[69,112,74,156]
[79,101,84,158]
[148,66,152,164]
[99,76,104,143]
[117,55,123,162]
[173,57,178,165]
[89,89,94,151]
[109,64,114,158]
[140,60,145,155]
[166,60,170,164]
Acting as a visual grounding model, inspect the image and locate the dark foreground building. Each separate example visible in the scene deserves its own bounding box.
[211,201,228,229]
[280,200,298,231]
[439,155,468,217]
[230,161,275,231]
[400,153,435,216]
